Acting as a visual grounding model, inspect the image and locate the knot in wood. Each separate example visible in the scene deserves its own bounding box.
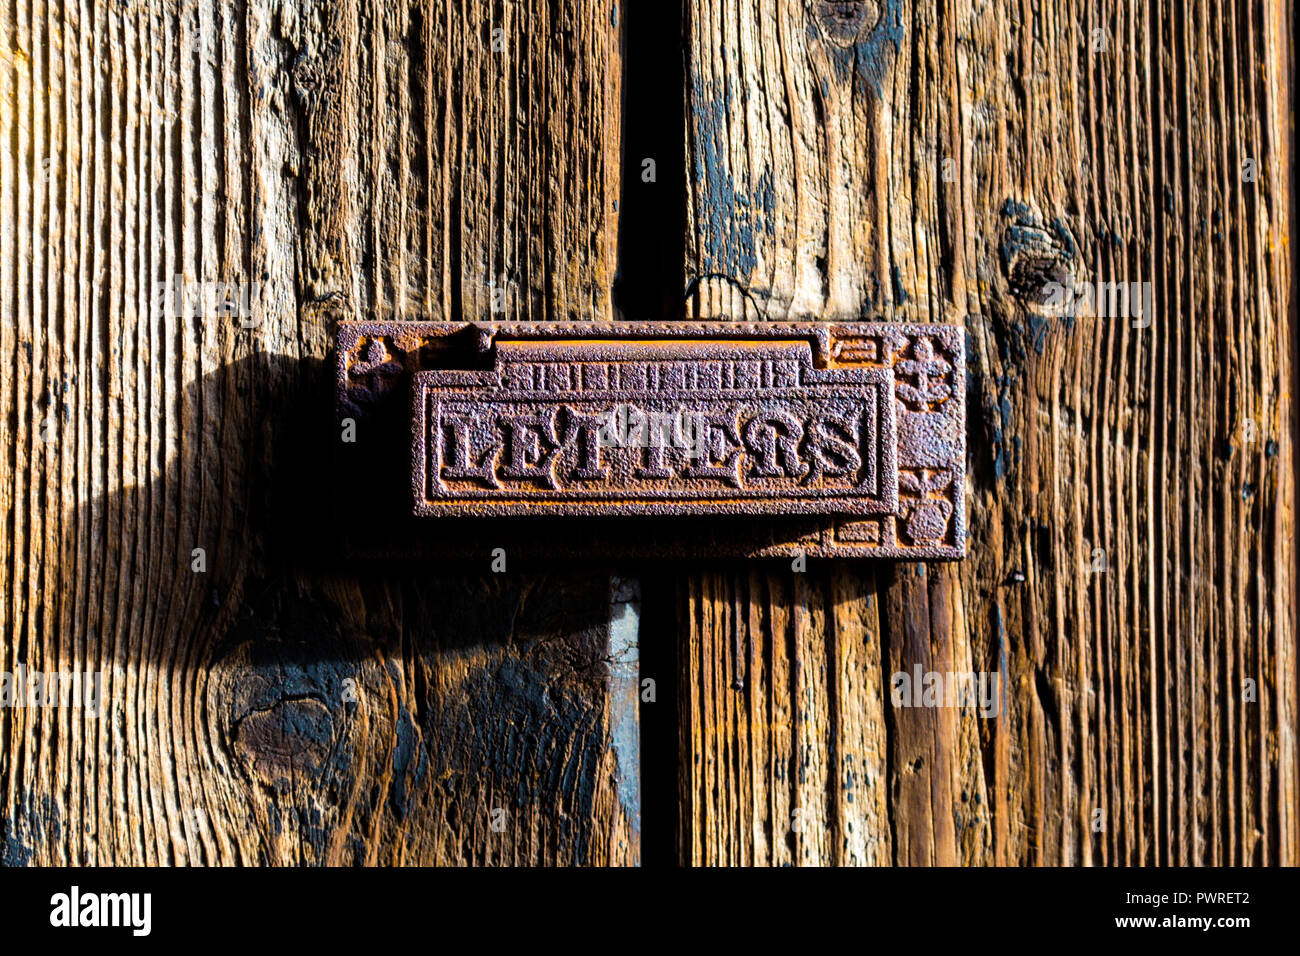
[811,1,881,47]
[999,207,1078,311]
[233,695,336,790]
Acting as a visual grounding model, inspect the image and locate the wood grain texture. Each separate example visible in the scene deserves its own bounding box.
[0,0,635,865]
[0,0,1293,868]
[681,0,1295,865]
[678,566,892,864]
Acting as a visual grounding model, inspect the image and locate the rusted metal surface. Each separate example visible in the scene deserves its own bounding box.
[412,340,898,517]
[336,321,966,559]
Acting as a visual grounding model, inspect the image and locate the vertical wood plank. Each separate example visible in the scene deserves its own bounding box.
[680,0,985,866]
[959,0,1294,866]
[680,0,1294,865]
[0,0,634,865]
[678,565,894,865]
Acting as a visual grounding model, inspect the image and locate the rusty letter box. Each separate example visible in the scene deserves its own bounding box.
[336,321,966,559]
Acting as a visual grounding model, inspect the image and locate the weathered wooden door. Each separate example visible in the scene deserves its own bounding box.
[0,0,1294,866]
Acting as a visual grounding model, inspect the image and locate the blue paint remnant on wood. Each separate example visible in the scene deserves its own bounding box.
[0,829,33,865]
[690,2,903,285]
[1051,217,1078,261]
[999,222,1059,267]
[891,265,908,304]
[0,794,60,865]
[843,0,905,98]
[1002,198,1033,219]
[1028,314,1051,354]
[988,374,1017,481]
[692,79,775,278]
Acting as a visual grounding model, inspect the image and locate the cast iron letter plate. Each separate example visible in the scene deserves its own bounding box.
[337,321,966,559]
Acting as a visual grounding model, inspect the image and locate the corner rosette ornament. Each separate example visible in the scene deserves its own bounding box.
[811,1,882,47]
[894,337,953,410]
[343,337,405,417]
